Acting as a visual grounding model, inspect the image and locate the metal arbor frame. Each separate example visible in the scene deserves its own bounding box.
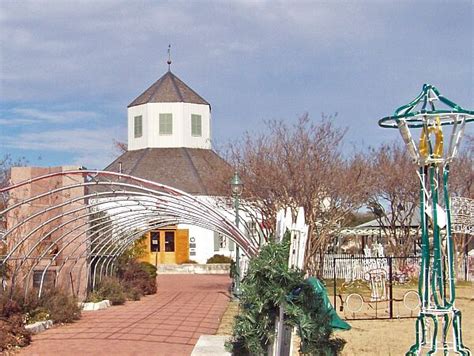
[379,84,473,355]
[0,170,259,299]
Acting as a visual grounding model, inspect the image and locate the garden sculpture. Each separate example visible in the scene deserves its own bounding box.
[378,84,472,355]
[362,243,388,301]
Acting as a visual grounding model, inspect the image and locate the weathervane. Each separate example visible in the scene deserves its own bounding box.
[167,44,172,71]
[379,84,473,355]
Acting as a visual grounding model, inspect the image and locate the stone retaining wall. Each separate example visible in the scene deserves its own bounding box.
[25,320,53,334]
[157,263,230,274]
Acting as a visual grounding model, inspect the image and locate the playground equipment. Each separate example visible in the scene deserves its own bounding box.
[378,84,473,355]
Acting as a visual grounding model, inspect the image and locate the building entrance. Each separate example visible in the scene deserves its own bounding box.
[144,229,189,265]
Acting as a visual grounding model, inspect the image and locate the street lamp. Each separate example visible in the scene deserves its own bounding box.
[230,171,243,296]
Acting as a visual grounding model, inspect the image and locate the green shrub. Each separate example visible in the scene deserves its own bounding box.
[0,286,81,351]
[0,314,31,352]
[86,291,104,303]
[3,288,81,325]
[38,289,81,323]
[0,289,81,354]
[139,262,157,278]
[0,296,22,318]
[25,307,50,324]
[93,277,126,305]
[125,287,142,301]
[100,248,158,303]
[0,293,31,351]
[206,254,233,264]
[119,260,157,296]
[179,259,198,264]
[226,235,345,355]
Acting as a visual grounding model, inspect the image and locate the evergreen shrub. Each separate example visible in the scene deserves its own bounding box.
[38,289,81,323]
[139,262,158,279]
[0,286,81,351]
[226,235,346,355]
[179,259,198,264]
[119,260,157,296]
[92,277,126,305]
[206,254,233,264]
[0,313,31,352]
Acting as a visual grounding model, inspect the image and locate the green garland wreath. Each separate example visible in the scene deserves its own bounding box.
[226,233,346,355]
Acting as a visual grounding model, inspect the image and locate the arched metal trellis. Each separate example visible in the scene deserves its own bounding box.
[0,169,259,299]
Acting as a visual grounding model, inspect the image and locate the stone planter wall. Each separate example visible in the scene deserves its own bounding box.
[25,320,53,334]
[81,299,111,311]
[157,263,230,274]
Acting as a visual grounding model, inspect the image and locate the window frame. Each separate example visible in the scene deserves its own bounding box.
[159,113,173,135]
[150,231,160,252]
[134,115,143,138]
[191,114,202,137]
[164,231,175,252]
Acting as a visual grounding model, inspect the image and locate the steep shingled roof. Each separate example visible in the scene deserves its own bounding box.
[128,71,210,108]
[104,148,231,196]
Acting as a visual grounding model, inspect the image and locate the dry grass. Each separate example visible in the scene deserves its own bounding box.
[217,283,473,355]
[340,283,473,355]
[216,300,239,335]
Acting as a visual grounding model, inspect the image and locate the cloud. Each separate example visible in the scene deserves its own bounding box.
[0,118,37,126]
[0,0,471,168]
[0,108,101,126]
[0,126,125,168]
[0,1,397,103]
[1,128,111,151]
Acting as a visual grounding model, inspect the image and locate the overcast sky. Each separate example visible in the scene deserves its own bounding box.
[0,0,472,169]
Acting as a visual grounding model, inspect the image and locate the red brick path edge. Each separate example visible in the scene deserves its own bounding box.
[19,275,232,356]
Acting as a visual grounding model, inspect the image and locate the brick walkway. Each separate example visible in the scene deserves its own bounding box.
[20,274,231,356]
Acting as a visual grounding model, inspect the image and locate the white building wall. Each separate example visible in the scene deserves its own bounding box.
[128,102,211,151]
[178,224,238,264]
[90,196,252,265]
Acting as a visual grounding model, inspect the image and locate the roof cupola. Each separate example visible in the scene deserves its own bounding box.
[127,60,211,151]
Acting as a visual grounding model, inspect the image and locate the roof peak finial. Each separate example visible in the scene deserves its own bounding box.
[167,44,172,72]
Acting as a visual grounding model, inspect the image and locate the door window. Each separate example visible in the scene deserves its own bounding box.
[164,231,175,252]
[150,231,160,252]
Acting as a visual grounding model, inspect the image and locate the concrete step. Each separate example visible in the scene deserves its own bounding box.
[191,335,230,356]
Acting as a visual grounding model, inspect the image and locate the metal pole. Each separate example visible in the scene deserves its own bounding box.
[275,303,285,356]
[333,257,337,310]
[389,256,393,319]
[234,194,241,296]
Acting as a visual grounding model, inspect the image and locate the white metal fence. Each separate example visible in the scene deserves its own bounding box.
[318,254,473,282]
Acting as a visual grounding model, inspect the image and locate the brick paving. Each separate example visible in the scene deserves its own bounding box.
[19,274,232,356]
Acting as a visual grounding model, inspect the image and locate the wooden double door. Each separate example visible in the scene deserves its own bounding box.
[148,229,189,265]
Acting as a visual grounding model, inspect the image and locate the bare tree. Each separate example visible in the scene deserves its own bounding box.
[367,137,473,258]
[0,154,28,254]
[366,143,419,256]
[228,114,371,275]
[112,139,128,155]
[449,137,473,274]
[450,135,473,198]
[0,154,28,209]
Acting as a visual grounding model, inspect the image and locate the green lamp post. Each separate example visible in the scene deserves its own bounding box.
[230,171,243,296]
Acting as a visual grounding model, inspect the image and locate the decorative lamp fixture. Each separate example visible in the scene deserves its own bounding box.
[230,172,243,197]
[378,84,473,356]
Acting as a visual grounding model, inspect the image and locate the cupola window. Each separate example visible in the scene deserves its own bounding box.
[134,115,143,138]
[159,113,173,135]
[191,114,202,136]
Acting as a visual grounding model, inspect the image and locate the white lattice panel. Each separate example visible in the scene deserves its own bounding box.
[451,197,474,235]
